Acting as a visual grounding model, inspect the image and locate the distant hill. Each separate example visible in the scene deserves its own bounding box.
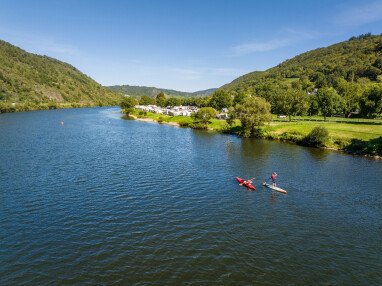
[221,34,382,94]
[0,40,121,107]
[107,84,216,98]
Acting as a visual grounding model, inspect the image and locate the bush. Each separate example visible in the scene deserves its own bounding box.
[178,122,191,127]
[333,137,350,149]
[302,126,329,147]
[157,116,165,123]
[189,122,208,129]
[280,131,304,143]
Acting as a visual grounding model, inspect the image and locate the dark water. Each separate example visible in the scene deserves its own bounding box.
[0,107,381,285]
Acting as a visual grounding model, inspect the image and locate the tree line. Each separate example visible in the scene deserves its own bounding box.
[122,80,382,121]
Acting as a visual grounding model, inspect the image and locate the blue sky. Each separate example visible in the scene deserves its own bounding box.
[1,0,382,91]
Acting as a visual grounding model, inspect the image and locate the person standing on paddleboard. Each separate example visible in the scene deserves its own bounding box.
[271,172,277,187]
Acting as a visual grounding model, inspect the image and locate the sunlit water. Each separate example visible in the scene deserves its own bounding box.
[0,107,381,285]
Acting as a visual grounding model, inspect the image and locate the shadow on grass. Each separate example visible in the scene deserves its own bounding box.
[344,136,382,156]
[273,118,382,125]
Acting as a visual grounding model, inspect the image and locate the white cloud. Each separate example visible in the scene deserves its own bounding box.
[0,27,79,56]
[232,39,290,55]
[231,28,317,56]
[334,0,382,27]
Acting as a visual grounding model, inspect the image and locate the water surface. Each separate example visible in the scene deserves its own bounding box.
[0,107,381,285]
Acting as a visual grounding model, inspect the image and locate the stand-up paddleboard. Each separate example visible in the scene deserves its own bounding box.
[236,177,256,190]
[262,182,287,194]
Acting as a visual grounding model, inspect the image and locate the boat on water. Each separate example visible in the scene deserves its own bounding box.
[262,182,287,194]
[236,177,256,190]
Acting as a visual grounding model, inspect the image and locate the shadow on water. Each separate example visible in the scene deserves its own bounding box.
[240,137,271,159]
[305,145,330,161]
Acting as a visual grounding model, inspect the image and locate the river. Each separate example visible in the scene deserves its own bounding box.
[0,107,381,285]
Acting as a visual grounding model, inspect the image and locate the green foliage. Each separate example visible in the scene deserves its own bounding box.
[302,126,329,147]
[334,78,362,115]
[315,87,345,120]
[192,107,217,124]
[139,95,156,105]
[120,97,138,115]
[273,88,309,121]
[233,91,249,105]
[0,40,121,109]
[359,85,382,118]
[166,97,182,106]
[209,90,233,110]
[229,96,272,137]
[156,92,166,107]
[189,122,209,129]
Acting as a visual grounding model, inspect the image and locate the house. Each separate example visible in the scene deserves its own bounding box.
[135,104,198,116]
[217,113,229,119]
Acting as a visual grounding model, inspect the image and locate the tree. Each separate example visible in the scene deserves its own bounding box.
[191,107,217,125]
[139,95,155,105]
[156,92,166,107]
[299,76,315,92]
[274,89,309,121]
[233,91,250,106]
[359,85,382,118]
[166,97,182,107]
[120,97,138,116]
[308,94,319,116]
[229,96,272,137]
[315,87,345,120]
[209,90,233,110]
[335,78,362,116]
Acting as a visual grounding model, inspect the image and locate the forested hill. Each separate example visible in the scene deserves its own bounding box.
[107,84,216,98]
[222,34,382,94]
[0,40,121,109]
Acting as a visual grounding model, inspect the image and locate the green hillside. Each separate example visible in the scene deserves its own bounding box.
[222,34,382,96]
[0,40,121,112]
[107,84,216,98]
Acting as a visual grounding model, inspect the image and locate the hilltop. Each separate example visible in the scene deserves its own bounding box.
[0,40,121,111]
[107,84,216,98]
[222,34,382,95]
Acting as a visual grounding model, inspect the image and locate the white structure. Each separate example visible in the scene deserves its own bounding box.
[217,113,229,119]
[135,105,198,116]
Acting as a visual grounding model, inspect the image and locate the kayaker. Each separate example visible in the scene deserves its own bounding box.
[240,179,253,186]
[271,172,277,187]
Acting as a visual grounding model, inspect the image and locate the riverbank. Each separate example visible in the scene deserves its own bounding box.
[127,110,382,158]
[0,102,117,113]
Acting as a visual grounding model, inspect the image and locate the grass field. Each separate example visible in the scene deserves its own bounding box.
[266,121,382,141]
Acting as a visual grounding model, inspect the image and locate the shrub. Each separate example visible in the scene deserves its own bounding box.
[157,116,165,123]
[280,131,304,143]
[302,126,329,147]
[333,137,350,149]
[178,122,190,127]
[189,122,208,129]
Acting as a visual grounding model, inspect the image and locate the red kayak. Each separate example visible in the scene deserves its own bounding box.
[236,177,256,190]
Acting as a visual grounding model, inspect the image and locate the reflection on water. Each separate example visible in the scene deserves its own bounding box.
[0,107,381,285]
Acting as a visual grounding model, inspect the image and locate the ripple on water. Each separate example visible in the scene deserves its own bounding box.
[0,108,381,285]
